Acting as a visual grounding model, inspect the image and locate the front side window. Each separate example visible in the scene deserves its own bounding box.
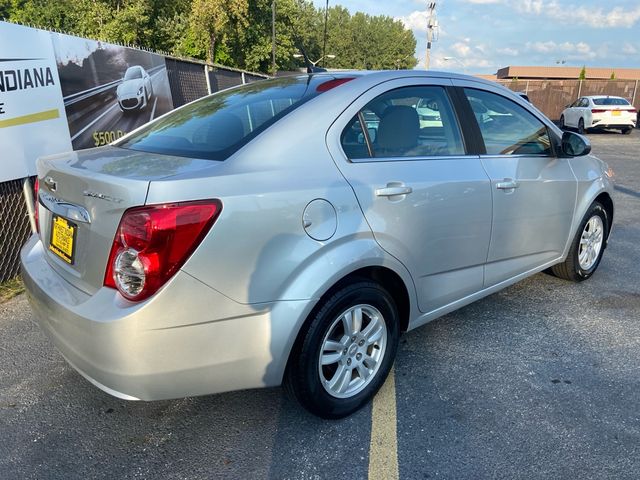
[341,86,465,160]
[464,88,552,156]
[119,76,350,160]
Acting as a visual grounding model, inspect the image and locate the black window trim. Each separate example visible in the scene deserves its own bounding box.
[455,86,559,158]
[448,86,486,155]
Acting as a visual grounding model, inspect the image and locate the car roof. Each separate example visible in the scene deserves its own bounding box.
[584,95,626,99]
[290,69,501,89]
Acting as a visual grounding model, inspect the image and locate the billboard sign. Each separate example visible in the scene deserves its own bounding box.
[0,21,175,182]
[52,34,173,150]
[0,22,72,181]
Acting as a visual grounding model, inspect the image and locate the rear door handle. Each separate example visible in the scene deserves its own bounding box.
[496,179,519,190]
[375,184,413,197]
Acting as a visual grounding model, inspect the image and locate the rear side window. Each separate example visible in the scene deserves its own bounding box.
[464,88,552,156]
[592,97,630,106]
[341,86,465,160]
[119,76,350,160]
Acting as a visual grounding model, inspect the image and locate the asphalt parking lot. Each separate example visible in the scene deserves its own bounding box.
[1,129,639,480]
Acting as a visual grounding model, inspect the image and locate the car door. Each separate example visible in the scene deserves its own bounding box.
[564,99,578,127]
[326,78,492,313]
[577,97,591,126]
[452,81,577,286]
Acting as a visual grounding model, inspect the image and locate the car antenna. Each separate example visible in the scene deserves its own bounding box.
[297,45,327,74]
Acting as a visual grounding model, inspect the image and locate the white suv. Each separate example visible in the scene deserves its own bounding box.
[560,95,637,135]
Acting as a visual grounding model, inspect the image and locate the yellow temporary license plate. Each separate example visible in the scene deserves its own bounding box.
[612,110,621,116]
[49,215,77,264]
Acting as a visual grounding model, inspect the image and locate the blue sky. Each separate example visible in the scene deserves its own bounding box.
[312,0,640,73]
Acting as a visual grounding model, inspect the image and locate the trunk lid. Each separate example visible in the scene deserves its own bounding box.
[36,146,215,294]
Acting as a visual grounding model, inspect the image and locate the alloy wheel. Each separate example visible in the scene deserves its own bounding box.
[578,215,604,270]
[318,304,387,399]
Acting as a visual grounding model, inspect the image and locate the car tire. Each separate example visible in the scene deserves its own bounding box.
[578,117,585,134]
[550,201,608,282]
[622,127,632,135]
[559,115,565,130]
[285,280,400,419]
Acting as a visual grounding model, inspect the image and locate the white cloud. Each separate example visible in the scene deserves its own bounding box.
[452,42,472,57]
[494,0,640,28]
[460,0,640,27]
[497,47,519,56]
[525,40,597,60]
[622,43,638,55]
[396,10,430,32]
[526,41,556,54]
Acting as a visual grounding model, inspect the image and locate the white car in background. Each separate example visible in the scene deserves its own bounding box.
[560,95,637,135]
[116,66,153,113]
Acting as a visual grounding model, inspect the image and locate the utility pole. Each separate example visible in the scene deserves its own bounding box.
[425,2,437,70]
[271,0,276,75]
[322,0,329,67]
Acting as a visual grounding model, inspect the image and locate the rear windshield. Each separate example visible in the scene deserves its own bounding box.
[592,97,630,106]
[118,75,348,160]
[124,67,143,80]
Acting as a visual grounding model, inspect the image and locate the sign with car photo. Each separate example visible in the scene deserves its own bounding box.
[0,20,177,182]
[51,33,174,150]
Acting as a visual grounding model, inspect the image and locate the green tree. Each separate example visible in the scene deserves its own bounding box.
[189,0,248,63]
[610,71,616,80]
[579,65,586,80]
[3,0,419,73]
[322,8,417,70]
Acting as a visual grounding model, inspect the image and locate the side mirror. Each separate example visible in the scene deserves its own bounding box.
[561,131,591,157]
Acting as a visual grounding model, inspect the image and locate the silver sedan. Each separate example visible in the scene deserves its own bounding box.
[22,71,614,418]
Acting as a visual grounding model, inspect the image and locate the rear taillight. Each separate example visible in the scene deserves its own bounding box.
[591,109,606,114]
[630,109,637,114]
[33,177,39,234]
[104,200,222,301]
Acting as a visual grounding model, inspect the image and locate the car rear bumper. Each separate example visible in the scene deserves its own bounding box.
[590,120,636,129]
[21,235,306,401]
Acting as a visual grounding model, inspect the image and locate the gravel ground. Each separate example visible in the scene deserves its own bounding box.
[1,129,639,479]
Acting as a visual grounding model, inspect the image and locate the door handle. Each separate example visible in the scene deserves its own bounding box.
[496,179,519,190]
[375,184,413,197]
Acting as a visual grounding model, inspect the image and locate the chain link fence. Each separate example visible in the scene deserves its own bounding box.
[166,58,210,108]
[167,58,270,108]
[0,179,32,283]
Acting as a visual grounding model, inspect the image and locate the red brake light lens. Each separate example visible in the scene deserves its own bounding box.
[104,200,222,301]
[33,177,39,234]
[316,77,355,92]
[591,109,606,114]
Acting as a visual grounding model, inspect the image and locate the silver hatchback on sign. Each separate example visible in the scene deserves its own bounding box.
[22,71,614,418]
